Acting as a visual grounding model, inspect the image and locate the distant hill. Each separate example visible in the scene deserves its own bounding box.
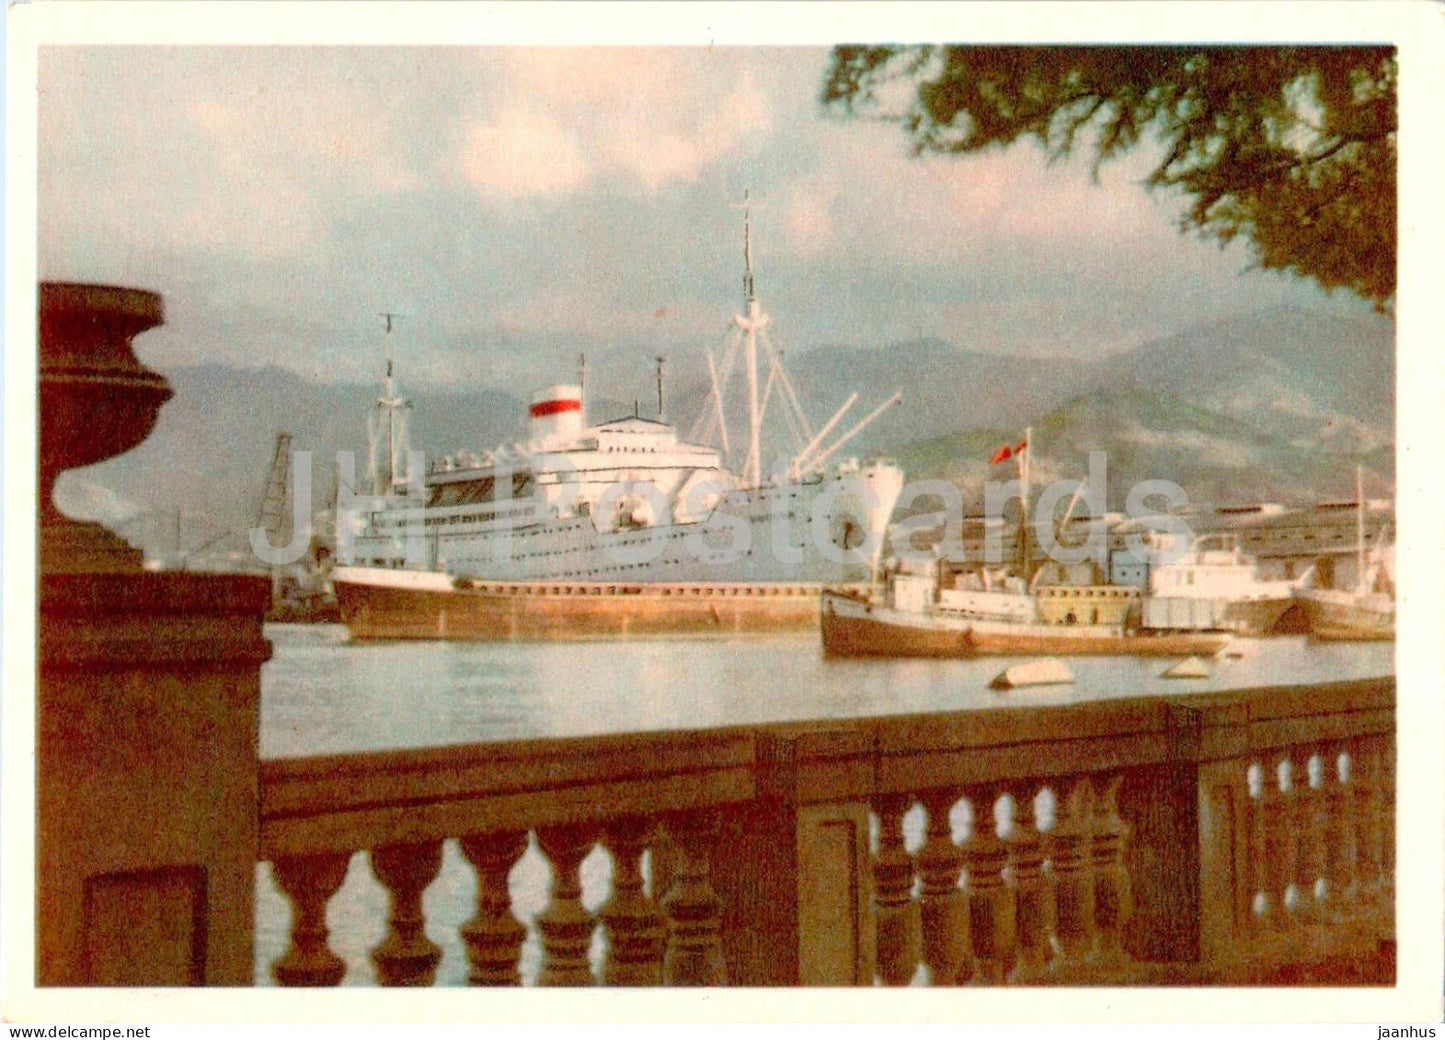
[1096,307,1394,454]
[770,339,1098,453]
[58,306,1394,548]
[891,386,1394,514]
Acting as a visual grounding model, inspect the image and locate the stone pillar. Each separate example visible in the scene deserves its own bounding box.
[710,728,874,986]
[36,283,271,985]
[1125,696,1249,967]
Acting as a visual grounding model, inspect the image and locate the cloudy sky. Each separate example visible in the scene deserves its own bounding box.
[39,44,1372,398]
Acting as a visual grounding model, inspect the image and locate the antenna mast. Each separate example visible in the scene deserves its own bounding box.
[578,352,588,423]
[731,191,770,486]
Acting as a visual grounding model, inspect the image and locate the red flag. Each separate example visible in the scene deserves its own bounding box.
[1016,438,1028,454]
[989,444,1012,465]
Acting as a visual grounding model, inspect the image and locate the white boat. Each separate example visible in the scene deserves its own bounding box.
[333,202,906,640]
[1293,468,1394,641]
[1144,532,1298,635]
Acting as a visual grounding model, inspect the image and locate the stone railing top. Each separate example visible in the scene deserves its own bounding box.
[259,674,1393,860]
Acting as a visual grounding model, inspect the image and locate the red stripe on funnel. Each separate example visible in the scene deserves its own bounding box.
[529,398,582,418]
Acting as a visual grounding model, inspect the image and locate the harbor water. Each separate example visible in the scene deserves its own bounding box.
[254,623,1394,985]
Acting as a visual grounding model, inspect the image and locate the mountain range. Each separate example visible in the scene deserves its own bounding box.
[57,305,1394,555]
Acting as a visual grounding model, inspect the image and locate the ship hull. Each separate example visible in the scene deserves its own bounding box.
[1294,588,1395,641]
[821,591,1230,659]
[1222,596,1296,636]
[340,463,905,641]
[334,566,835,641]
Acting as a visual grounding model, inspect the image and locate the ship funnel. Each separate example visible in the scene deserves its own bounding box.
[528,384,584,446]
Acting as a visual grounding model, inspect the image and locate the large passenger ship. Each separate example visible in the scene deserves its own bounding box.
[332,205,905,640]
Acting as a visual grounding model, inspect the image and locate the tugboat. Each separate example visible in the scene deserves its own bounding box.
[821,430,1229,659]
[820,565,1229,658]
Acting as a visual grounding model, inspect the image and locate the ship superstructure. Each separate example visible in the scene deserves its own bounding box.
[343,374,903,585]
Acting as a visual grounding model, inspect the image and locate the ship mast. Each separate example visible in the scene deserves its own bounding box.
[371,312,411,495]
[578,352,588,424]
[1018,425,1033,577]
[1355,463,1365,592]
[732,191,770,486]
[693,192,897,482]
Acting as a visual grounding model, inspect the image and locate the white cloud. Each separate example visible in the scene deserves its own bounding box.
[778,121,1172,271]
[456,50,773,200]
[458,108,592,199]
[597,73,771,192]
[37,47,1343,381]
[41,57,426,266]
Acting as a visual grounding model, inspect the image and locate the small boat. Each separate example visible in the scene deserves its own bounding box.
[1293,467,1395,641]
[822,428,1232,659]
[820,574,1230,659]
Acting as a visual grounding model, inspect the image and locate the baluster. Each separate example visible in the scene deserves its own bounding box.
[270,852,351,986]
[1008,786,1056,983]
[1262,757,1294,931]
[459,830,530,986]
[1091,775,1133,972]
[649,823,677,907]
[535,824,600,986]
[599,817,666,986]
[1297,753,1329,928]
[1323,748,1358,922]
[660,811,726,985]
[872,794,921,986]
[1352,740,1384,911]
[916,788,969,986]
[369,840,444,986]
[1050,778,1097,976]
[963,786,1014,985]
[1245,762,1270,929]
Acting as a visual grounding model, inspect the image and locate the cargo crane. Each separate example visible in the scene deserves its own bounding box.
[255,432,294,606]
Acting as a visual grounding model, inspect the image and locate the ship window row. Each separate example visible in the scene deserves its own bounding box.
[473,581,809,598]
[1039,587,1137,598]
[957,526,1366,557]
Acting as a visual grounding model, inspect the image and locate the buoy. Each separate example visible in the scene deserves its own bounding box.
[1162,656,1211,679]
[990,658,1075,690]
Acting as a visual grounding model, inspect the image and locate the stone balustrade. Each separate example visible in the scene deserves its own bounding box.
[257,675,1393,987]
